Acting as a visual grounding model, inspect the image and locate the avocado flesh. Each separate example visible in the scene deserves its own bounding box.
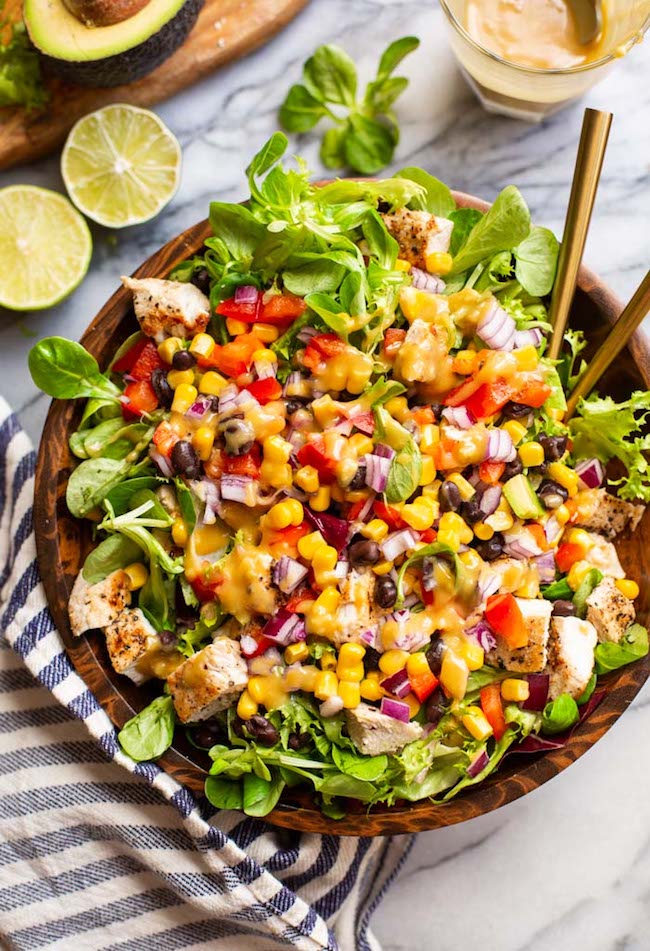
[503,473,545,521]
[25,0,204,87]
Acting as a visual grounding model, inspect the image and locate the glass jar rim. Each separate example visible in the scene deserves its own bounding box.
[438,0,650,76]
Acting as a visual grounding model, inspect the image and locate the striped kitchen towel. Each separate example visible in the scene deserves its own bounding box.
[0,397,413,951]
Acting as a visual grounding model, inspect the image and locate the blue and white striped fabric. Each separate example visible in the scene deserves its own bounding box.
[0,397,414,950]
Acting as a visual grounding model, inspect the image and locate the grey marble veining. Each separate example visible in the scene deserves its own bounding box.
[0,2,648,948]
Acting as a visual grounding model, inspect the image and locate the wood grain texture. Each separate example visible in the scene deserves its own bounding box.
[34,191,650,836]
[0,0,309,170]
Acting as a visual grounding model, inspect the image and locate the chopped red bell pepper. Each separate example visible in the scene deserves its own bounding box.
[244,377,283,404]
[444,375,483,407]
[347,498,369,521]
[479,460,506,484]
[485,593,528,649]
[349,410,375,434]
[434,438,462,471]
[409,669,439,703]
[419,528,437,543]
[112,337,148,374]
[410,406,436,427]
[130,341,165,381]
[222,444,261,479]
[463,379,514,420]
[383,327,406,359]
[152,420,179,457]
[191,574,219,603]
[261,293,307,324]
[285,587,317,613]
[555,541,584,573]
[215,296,260,322]
[515,379,552,408]
[246,633,276,658]
[303,333,346,370]
[265,521,310,559]
[296,436,338,484]
[480,684,507,740]
[373,500,408,530]
[200,333,262,378]
[122,380,158,418]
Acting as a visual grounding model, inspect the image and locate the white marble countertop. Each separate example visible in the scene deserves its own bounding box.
[1,1,649,947]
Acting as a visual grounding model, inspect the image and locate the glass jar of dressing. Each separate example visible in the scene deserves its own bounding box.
[439,0,649,121]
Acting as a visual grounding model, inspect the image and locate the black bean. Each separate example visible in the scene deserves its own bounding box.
[172,349,197,371]
[171,440,201,479]
[363,647,381,671]
[429,402,444,422]
[476,532,504,562]
[424,687,446,725]
[150,368,173,408]
[439,480,462,513]
[349,539,380,568]
[221,417,255,456]
[538,479,569,509]
[552,599,576,617]
[348,466,367,491]
[190,267,211,295]
[540,434,568,462]
[193,721,224,749]
[245,715,279,747]
[461,498,483,524]
[285,399,304,416]
[374,576,397,609]
[426,637,445,676]
[288,731,307,751]
[501,401,530,419]
[503,457,524,481]
[158,629,177,648]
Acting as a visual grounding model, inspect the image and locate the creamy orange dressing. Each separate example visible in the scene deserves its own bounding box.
[465,0,605,69]
[212,543,277,624]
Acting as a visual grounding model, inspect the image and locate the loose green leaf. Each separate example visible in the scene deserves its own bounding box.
[205,775,244,811]
[541,578,573,601]
[331,747,388,782]
[66,458,130,518]
[118,695,176,761]
[448,208,483,257]
[303,44,357,106]
[242,771,286,817]
[208,203,265,261]
[345,115,395,176]
[541,695,579,735]
[29,337,121,402]
[175,478,197,534]
[395,167,456,218]
[105,477,160,516]
[82,534,142,584]
[514,226,559,297]
[320,126,348,170]
[376,36,420,82]
[595,623,649,675]
[279,84,329,132]
[282,256,346,296]
[395,542,460,605]
[362,210,399,270]
[304,292,350,338]
[385,438,422,504]
[572,569,603,619]
[450,186,531,276]
[576,672,597,706]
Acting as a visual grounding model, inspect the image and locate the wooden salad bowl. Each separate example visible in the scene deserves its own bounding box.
[34,191,650,836]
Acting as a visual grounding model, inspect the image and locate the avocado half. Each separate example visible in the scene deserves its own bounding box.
[24,0,205,88]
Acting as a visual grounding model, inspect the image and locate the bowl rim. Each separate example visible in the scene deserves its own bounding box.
[34,188,650,836]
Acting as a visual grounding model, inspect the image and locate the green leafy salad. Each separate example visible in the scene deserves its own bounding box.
[29,134,649,819]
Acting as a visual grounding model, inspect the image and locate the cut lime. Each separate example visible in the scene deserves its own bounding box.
[0,185,92,311]
[61,103,182,229]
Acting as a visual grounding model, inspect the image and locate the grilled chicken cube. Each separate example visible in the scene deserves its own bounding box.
[381,209,453,270]
[586,577,635,644]
[346,702,423,756]
[394,318,445,384]
[547,616,597,700]
[479,557,530,601]
[584,533,625,579]
[332,570,374,648]
[68,569,131,637]
[167,638,248,724]
[121,276,210,342]
[487,598,553,673]
[104,608,180,685]
[575,488,644,540]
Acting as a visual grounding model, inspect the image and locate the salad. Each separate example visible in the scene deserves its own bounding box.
[30,134,650,820]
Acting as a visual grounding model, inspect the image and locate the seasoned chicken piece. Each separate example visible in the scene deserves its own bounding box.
[547,616,597,700]
[479,557,529,601]
[104,609,181,685]
[586,577,635,644]
[584,534,625,579]
[487,598,553,673]
[331,570,375,648]
[167,638,248,724]
[394,318,450,385]
[68,569,131,637]
[346,702,423,756]
[121,276,210,342]
[382,209,453,270]
[575,488,644,540]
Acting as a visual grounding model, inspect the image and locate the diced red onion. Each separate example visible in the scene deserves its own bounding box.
[272,556,309,594]
[467,750,490,778]
[333,417,355,436]
[382,529,419,561]
[354,493,376,523]
[403,592,420,609]
[575,457,605,489]
[478,573,502,602]
[320,696,344,718]
[503,529,542,560]
[240,634,260,657]
[150,449,173,478]
[254,359,277,381]
[233,390,258,409]
[477,302,516,351]
[199,478,223,523]
[544,514,563,544]
[262,609,306,646]
[381,668,411,698]
[486,429,516,462]
[303,508,350,552]
[350,412,375,435]
[283,371,303,397]
[465,620,496,652]
[522,673,549,711]
[186,397,212,420]
[442,405,475,429]
[374,443,396,460]
[220,475,256,506]
[361,627,381,650]
[513,328,543,349]
[297,326,318,344]
[479,484,502,516]
[380,697,411,722]
[218,384,239,413]
[234,285,260,305]
[287,429,307,452]
[534,550,556,583]
[364,454,391,493]
[410,266,445,294]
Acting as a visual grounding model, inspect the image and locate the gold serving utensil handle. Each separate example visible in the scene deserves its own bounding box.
[565,269,650,420]
[547,108,613,361]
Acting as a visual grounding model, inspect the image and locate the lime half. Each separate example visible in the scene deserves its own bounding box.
[61,103,182,229]
[0,185,92,311]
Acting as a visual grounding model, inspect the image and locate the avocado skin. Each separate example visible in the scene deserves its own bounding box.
[41,0,205,88]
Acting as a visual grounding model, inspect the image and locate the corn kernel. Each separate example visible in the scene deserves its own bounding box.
[157,337,182,364]
[189,333,216,358]
[267,501,294,530]
[171,518,188,547]
[547,462,579,496]
[518,441,545,468]
[313,544,338,573]
[360,677,384,701]
[554,504,571,526]
[385,396,410,422]
[616,578,640,600]
[192,426,215,461]
[226,317,248,336]
[567,559,593,591]
[314,670,339,700]
[237,690,259,719]
[260,461,293,488]
[439,511,473,545]
[247,676,267,705]
[339,643,366,664]
[447,473,476,501]
[501,678,530,702]
[284,642,309,665]
[349,434,374,456]
[124,562,149,591]
[171,383,198,414]
[298,531,325,560]
[513,345,539,371]
[346,360,373,395]
[515,575,540,599]
[337,662,364,683]
[294,465,320,494]
[458,637,484,671]
[395,257,411,272]
[440,651,468,699]
[453,349,479,375]
[426,251,453,275]
[168,369,195,390]
[286,498,304,525]
[310,486,331,512]
[300,666,319,692]
[263,435,292,463]
[379,649,410,676]
[311,395,341,428]
[361,519,389,542]
[314,586,341,614]
[473,521,494,541]
[252,348,277,363]
[485,502,514,533]
[406,652,431,679]
[320,651,338,671]
[419,424,440,455]
[251,322,280,343]
[198,370,228,395]
[462,706,493,741]
[338,681,361,709]
[372,560,394,575]
[459,549,483,572]
[419,455,437,486]
[403,693,421,719]
[503,420,528,446]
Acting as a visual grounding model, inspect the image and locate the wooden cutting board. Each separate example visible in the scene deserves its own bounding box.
[0,0,309,170]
